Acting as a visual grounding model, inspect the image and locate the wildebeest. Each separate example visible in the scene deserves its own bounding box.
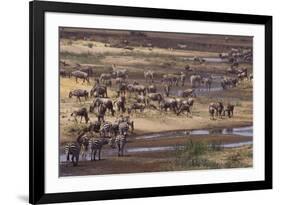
[184,64,193,72]
[177,103,190,117]
[60,68,70,78]
[99,73,112,83]
[201,77,212,91]
[115,77,126,85]
[71,107,90,123]
[182,89,195,98]
[90,84,108,98]
[127,102,145,114]
[79,67,94,77]
[135,95,146,104]
[90,98,115,116]
[112,65,128,79]
[144,70,154,83]
[179,72,186,87]
[147,84,157,93]
[71,70,89,83]
[219,53,229,59]
[159,98,177,113]
[209,102,224,119]
[221,77,238,90]
[193,56,205,64]
[69,89,89,102]
[87,121,101,133]
[117,82,127,97]
[115,96,126,113]
[127,84,146,95]
[164,84,171,97]
[223,103,235,118]
[190,75,202,88]
[146,93,163,105]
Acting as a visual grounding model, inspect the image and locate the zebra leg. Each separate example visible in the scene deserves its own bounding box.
[93,150,97,160]
[98,149,101,160]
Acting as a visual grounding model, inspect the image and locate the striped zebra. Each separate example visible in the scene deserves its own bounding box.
[64,142,81,166]
[89,137,115,160]
[115,135,127,157]
[100,121,113,137]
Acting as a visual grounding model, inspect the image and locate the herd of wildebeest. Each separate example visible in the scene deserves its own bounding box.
[61,47,252,167]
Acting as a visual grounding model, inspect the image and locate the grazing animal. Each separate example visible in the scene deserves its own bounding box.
[99,73,112,83]
[164,84,171,97]
[69,89,89,102]
[180,72,186,87]
[159,98,177,113]
[221,78,238,90]
[117,82,127,97]
[177,103,190,117]
[118,122,130,136]
[182,89,195,98]
[87,121,101,133]
[90,98,115,116]
[64,132,85,166]
[115,77,125,85]
[71,107,89,123]
[144,70,154,83]
[223,103,235,118]
[249,73,253,80]
[71,70,89,83]
[99,121,113,137]
[190,75,202,88]
[115,96,126,113]
[64,142,81,166]
[193,56,205,64]
[79,67,94,77]
[127,103,145,114]
[146,93,163,104]
[115,135,127,156]
[112,67,128,79]
[127,84,146,95]
[147,84,157,93]
[90,85,108,98]
[136,95,146,104]
[209,102,224,119]
[89,137,114,161]
[201,77,212,91]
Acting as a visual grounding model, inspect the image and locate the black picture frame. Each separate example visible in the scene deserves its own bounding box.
[29,0,272,204]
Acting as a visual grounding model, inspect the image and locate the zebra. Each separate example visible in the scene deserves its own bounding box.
[64,142,81,166]
[115,134,127,157]
[127,102,145,114]
[71,107,89,124]
[64,132,85,166]
[89,137,115,161]
[118,121,130,136]
[100,121,113,137]
[69,89,89,102]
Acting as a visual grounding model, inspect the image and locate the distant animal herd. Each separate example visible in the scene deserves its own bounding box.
[61,47,253,166]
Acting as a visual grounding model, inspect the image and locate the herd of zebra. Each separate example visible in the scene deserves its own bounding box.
[62,49,252,167]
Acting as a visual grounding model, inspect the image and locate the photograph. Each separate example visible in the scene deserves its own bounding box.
[59,27,253,177]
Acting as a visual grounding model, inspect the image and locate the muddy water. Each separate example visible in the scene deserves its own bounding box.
[60,126,253,162]
[135,126,253,140]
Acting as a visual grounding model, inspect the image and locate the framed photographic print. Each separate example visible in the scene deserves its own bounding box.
[29,0,272,204]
